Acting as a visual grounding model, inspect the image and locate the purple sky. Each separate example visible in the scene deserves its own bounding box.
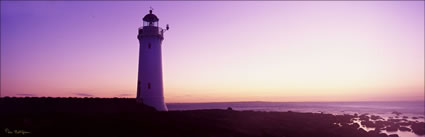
[1,1,424,102]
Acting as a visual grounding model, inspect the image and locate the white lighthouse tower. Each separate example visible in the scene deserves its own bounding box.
[136,9,168,111]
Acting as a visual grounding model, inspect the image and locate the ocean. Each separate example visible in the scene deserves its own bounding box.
[167,101,425,137]
[167,101,424,116]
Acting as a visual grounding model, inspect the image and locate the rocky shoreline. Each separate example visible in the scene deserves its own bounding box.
[0,97,424,137]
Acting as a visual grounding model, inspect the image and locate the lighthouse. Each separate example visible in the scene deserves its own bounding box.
[136,9,168,111]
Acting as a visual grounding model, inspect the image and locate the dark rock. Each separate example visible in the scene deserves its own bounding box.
[386,126,399,132]
[371,115,383,120]
[378,133,389,137]
[399,122,410,126]
[398,126,411,132]
[388,134,399,137]
[388,118,401,123]
[351,123,360,129]
[375,120,391,127]
[359,114,369,121]
[411,122,425,135]
[358,128,368,135]
[361,120,375,128]
[391,111,402,116]
[367,130,387,137]
[227,107,233,111]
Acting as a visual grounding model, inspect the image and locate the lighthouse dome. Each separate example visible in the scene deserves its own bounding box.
[143,10,159,22]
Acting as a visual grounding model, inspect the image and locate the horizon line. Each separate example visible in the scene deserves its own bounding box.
[1,96,424,103]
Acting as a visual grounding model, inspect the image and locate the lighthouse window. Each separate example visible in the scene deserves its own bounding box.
[148,43,151,49]
[148,83,151,89]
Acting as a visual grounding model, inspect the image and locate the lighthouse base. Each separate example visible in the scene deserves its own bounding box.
[136,97,168,111]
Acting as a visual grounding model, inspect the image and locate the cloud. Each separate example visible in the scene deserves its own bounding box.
[74,93,93,97]
[118,94,133,97]
[16,93,36,97]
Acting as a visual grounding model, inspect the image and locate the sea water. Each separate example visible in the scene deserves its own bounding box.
[167,101,425,137]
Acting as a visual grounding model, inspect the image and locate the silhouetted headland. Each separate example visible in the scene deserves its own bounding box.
[1,97,424,137]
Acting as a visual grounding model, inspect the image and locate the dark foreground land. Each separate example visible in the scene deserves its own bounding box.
[0,97,424,137]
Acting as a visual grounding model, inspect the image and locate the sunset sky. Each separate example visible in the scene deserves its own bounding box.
[1,1,424,102]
